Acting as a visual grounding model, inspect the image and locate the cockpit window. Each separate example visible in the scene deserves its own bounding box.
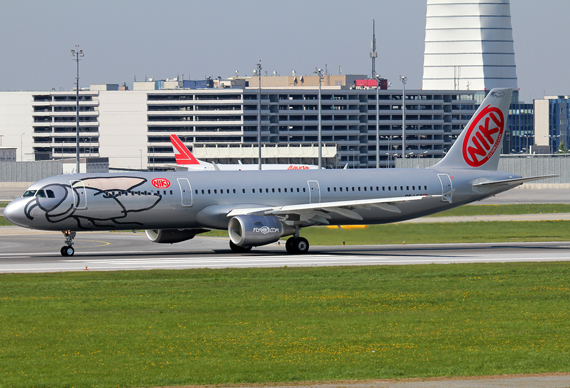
[23,190,36,197]
[46,190,55,198]
[36,190,46,198]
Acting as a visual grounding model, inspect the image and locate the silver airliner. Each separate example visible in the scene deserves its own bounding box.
[4,88,551,257]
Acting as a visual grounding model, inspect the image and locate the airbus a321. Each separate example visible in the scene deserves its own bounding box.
[170,134,318,171]
[4,88,551,257]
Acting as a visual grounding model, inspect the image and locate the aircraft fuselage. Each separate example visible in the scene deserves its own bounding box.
[5,168,519,232]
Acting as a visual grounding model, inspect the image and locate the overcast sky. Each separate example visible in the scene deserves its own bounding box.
[1,0,568,102]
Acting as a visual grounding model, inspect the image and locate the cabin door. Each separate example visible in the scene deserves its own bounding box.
[307,180,321,203]
[437,174,453,203]
[70,180,87,210]
[177,178,193,207]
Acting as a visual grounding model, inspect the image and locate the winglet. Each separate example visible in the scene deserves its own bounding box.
[170,134,200,165]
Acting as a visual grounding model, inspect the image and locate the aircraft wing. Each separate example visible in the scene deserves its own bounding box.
[472,174,558,189]
[226,195,436,224]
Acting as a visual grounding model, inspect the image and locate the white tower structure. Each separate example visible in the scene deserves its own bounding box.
[422,0,518,91]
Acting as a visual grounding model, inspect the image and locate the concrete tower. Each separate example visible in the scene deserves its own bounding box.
[422,0,518,92]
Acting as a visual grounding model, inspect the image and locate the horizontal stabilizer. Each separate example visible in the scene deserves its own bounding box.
[472,174,558,189]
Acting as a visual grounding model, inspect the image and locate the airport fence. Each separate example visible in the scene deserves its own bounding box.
[0,161,63,182]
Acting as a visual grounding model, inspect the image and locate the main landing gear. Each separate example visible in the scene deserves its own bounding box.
[60,230,76,257]
[285,236,309,254]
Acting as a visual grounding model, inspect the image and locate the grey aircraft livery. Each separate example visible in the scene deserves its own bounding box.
[4,88,551,257]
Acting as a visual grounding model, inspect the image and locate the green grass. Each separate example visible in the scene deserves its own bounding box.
[0,216,12,226]
[0,202,8,208]
[0,264,569,387]
[430,204,570,217]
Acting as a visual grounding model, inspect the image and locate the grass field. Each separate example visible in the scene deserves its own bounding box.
[430,204,570,217]
[1,263,569,387]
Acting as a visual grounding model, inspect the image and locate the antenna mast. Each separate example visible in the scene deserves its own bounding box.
[370,19,378,77]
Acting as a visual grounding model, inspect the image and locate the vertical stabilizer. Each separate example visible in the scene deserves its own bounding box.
[431,88,512,171]
[170,134,201,165]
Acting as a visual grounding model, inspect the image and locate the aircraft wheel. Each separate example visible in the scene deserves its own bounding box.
[229,241,252,253]
[294,237,309,254]
[60,246,74,257]
[285,237,296,254]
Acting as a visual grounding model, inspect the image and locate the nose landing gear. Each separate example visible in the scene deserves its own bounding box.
[60,230,76,257]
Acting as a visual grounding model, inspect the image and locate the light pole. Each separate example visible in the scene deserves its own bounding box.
[315,68,324,169]
[253,62,262,170]
[399,75,407,158]
[375,73,381,168]
[71,45,84,173]
[20,132,25,162]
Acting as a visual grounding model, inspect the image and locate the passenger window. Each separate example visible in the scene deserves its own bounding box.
[382,186,385,191]
[297,188,300,192]
[266,188,269,193]
[214,189,217,194]
[208,189,211,194]
[363,187,367,191]
[339,187,343,192]
[252,189,255,193]
[195,190,198,194]
[412,186,415,190]
[233,189,236,194]
[170,190,173,195]
[334,187,337,192]
[303,188,306,192]
[406,186,409,190]
[394,186,397,191]
[201,190,205,194]
[352,187,355,191]
[284,188,288,193]
[272,188,275,193]
[400,186,403,191]
[278,188,281,193]
[424,185,428,190]
[327,187,331,192]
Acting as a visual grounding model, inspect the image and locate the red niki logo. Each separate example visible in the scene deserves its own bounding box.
[462,104,505,167]
[287,165,309,170]
[151,178,171,189]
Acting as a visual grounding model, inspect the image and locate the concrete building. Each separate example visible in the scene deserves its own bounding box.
[422,0,518,93]
[0,81,477,170]
[534,96,570,154]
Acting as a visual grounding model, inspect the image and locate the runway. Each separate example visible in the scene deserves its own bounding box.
[1,227,569,273]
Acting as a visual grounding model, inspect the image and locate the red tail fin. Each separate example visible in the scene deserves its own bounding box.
[170,134,200,165]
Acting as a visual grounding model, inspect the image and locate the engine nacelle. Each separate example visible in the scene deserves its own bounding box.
[228,215,283,247]
[145,229,200,244]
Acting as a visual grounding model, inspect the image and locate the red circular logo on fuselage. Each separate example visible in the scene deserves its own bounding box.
[462,104,505,168]
[151,178,171,189]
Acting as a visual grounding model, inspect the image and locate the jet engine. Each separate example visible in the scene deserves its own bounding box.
[145,229,204,244]
[228,215,283,247]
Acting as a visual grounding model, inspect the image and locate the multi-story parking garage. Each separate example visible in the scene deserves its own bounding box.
[0,79,477,170]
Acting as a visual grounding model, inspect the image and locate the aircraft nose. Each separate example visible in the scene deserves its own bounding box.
[4,200,28,227]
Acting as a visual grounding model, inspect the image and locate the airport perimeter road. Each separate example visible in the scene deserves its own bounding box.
[1,227,570,273]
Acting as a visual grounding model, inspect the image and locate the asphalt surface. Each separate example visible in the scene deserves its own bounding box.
[1,226,570,273]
